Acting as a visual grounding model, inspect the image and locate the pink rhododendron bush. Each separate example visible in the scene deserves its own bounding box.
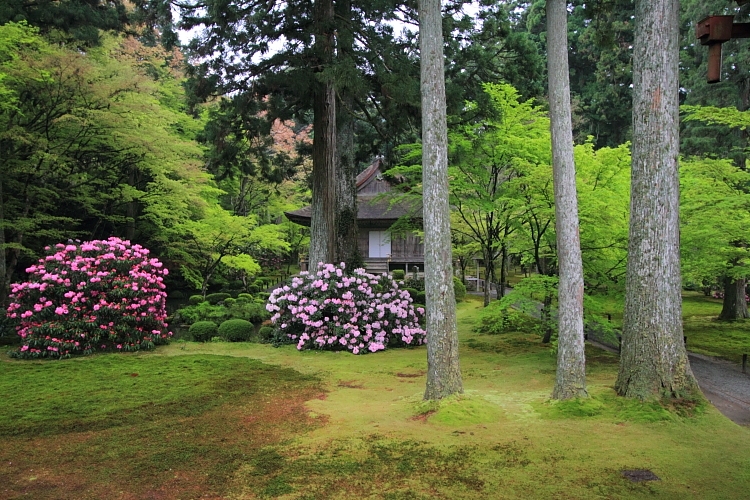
[266,263,426,354]
[6,238,172,359]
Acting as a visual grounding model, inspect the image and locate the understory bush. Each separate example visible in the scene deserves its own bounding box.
[189,321,218,342]
[267,263,426,354]
[257,326,274,343]
[205,292,232,305]
[453,277,467,302]
[475,301,539,335]
[174,297,270,326]
[391,269,406,280]
[188,295,204,305]
[5,238,171,359]
[218,319,254,342]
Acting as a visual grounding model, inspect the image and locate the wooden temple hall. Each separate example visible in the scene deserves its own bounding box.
[284,159,424,275]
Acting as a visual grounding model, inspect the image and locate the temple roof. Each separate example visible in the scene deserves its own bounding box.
[284,159,421,227]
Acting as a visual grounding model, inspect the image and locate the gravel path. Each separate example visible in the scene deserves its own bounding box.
[688,353,750,426]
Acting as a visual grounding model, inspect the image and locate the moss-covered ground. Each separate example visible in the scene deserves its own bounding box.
[2,295,750,499]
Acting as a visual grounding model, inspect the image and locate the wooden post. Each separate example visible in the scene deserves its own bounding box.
[743,354,747,374]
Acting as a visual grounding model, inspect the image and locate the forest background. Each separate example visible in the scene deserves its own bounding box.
[1,0,749,323]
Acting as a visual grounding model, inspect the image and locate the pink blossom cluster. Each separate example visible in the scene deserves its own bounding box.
[266,262,426,354]
[6,238,172,359]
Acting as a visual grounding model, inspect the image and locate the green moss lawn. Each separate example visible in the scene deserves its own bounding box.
[2,295,750,499]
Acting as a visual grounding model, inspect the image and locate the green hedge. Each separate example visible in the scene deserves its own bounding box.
[391,269,406,280]
[218,319,254,342]
[205,292,232,305]
[257,326,274,343]
[188,295,205,305]
[189,321,218,342]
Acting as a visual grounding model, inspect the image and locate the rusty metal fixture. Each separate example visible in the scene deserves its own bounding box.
[696,15,750,83]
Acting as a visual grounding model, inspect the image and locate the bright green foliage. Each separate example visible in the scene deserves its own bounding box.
[391,270,405,281]
[0,0,129,47]
[257,326,274,343]
[680,157,750,287]
[218,319,254,342]
[574,141,631,291]
[475,300,540,335]
[189,321,218,342]
[0,26,209,301]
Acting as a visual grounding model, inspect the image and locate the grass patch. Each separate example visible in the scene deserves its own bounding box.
[537,391,707,423]
[0,353,323,499]
[2,296,750,499]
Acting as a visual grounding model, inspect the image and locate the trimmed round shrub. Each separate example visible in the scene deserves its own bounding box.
[267,262,426,354]
[205,292,231,305]
[169,290,186,300]
[248,285,260,294]
[391,269,405,280]
[405,288,419,300]
[238,293,254,301]
[5,238,171,359]
[258,326,274,343]
[189,321,218,342]
[415,291,427,305]
[453,276,467,302]
[218,319,254,342]
[257,292,270,301]
[189,295,205,305]
[223,297,237,306]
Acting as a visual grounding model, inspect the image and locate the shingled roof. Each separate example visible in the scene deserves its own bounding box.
[284,159,421,227]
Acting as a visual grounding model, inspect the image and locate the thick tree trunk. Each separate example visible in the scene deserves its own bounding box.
[334,0,360,269]
[335,111,359,268]
[308,0,337,268]
[616,0,696,400]
[718,276,749,321]
[547,0,587,400]
[419,0,463,400]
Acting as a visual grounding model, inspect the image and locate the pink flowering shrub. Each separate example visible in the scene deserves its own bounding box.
[6,238,172,359]
[266,263,426,354]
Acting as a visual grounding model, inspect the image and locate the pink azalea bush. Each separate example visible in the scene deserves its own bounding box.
[266,263,426,354]
[5,238,172,359]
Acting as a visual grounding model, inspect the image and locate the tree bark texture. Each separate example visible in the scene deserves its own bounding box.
[547,0,588,400]
[616,0,696,400]
[719,276,749,321]
[308,0,337,269]
[334,0,360,269]
[419,0,463,400]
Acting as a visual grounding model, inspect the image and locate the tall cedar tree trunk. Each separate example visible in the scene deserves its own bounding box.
[308,0,337,268]
[719,276,749,320]
[334,0,360,269]
[615,0,696,399]
[547,0,587,400]
[419,0,463,400]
